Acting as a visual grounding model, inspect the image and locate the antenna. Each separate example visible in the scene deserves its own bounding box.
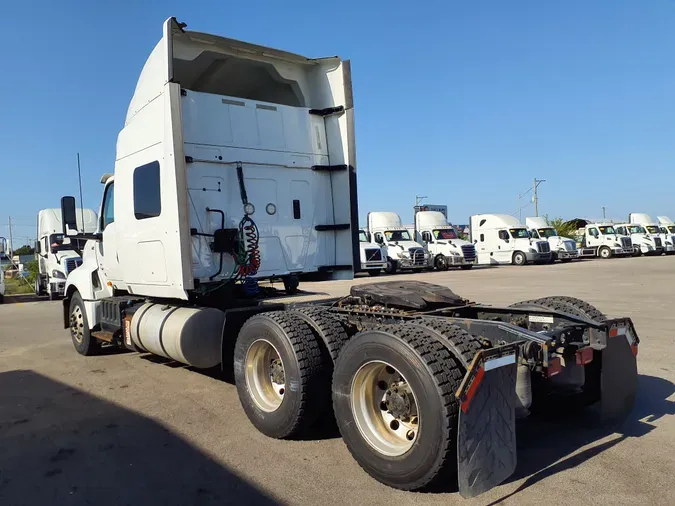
[77,153,85,233]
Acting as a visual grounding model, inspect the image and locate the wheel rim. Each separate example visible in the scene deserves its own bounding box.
[245,339,286,412]
[515,254,524,264]
[70,304,84,343]
[436,256,446,270]
[351,360,419,457]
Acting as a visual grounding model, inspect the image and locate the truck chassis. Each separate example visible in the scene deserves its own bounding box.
[62,280,639,499]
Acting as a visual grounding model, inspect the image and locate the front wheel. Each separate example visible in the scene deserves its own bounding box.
[385,258,398,275]
[599,246,612,259]
[513,251,527,266]
[69,292,100,356]
[35,276,44,296]
[434,254,449,271]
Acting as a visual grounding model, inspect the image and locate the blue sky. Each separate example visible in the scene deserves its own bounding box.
[2,1,674,246]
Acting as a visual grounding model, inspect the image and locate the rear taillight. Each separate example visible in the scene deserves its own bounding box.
[575,346,594,365]
[546,357,562,377]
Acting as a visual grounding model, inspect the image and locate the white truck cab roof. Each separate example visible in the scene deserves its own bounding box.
[416,211,452,229]
[657,216,673,224]
[525,217,550,230]
[38,208,98,236]
[473,214,525,230]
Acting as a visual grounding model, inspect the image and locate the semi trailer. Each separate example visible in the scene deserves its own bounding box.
[469,214,552,265]
[367,212,430,274]
[60,18,640,500]
[35,208,98,299]
[525,216,579,262]
[412,211,477,270]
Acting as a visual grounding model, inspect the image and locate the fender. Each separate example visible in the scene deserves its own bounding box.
[61,240,111,329]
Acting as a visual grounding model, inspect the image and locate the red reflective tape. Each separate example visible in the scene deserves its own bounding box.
[609,327,618,338]
[460,367,485,413]
[631,344,638,357]
[547,357,562,377]
[576,346,594,366]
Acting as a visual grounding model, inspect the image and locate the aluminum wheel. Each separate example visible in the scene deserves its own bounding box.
[70,304,85,344]
[245,339,286,412]
[351,360,419,457]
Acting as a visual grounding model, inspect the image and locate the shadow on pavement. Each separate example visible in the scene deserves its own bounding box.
[0,370,278,506]
[487,374,674,504]
[3,294,46,304]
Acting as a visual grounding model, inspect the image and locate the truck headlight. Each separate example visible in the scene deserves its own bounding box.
[400,251,410,258]
[528,248,537,253]
[51,270,66,279]
[613,243,621,247]
[647,245,653,250]
[449,251,459,256]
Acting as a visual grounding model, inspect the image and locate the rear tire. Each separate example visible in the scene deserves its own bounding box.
[513,251,527,266]
[332,324,463,491]
[511,296,606,322]
[234,311,330,439]
[69,292,100,356]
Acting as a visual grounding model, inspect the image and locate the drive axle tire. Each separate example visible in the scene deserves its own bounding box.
[69,292,100,356]
[332,325,463,491]
[513,251,527,266]
[290,307,350,363]
[511,296,606,322]
[234,311,330,439]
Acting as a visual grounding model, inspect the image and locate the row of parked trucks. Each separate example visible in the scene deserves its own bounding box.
[17,18,646,499]
[358,211,675,272]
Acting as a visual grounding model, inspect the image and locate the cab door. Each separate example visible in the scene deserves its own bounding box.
[494,230,514,263]
[95,180,124,287]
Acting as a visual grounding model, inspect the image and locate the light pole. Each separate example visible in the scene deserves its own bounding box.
[532,178,546,217]
[602,206,606,220]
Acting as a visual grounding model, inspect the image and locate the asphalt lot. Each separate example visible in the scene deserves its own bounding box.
[1,257,674,505]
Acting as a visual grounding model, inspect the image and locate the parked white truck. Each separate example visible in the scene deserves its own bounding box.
[628,213,673,254]
[358,229,387,275]
[615,223,663,256]
[525,217,578,262]
[576,223,634,258]
[413,211,476,270]
[470,214,552,265]
[368,212,429,273]
[57,18,642,500]
[657,216,675,248]
[35,208,98,299]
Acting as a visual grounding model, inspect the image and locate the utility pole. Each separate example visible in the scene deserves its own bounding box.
[602,206,606,220]
[532,178,546,217]
[77,153,85,233]
[415,195,427,207]
[7,217,14,256]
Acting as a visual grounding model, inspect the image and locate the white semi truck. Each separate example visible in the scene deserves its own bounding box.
[35,208,98,299]
[367,212,429,273]
[576,223,634,258]
[358,229,387,275]
[413,211,476,270]
[469,214,552,265]
[657,216,675,248]
[628,213,673,254]
[525,217,578,262]
[615,223,663,256]
[58,18,641,500]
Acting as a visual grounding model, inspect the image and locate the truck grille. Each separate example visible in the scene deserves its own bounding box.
[536,242,551,253]
[409,248,426,266]
[65,258,82,275]
[621,237,632,249]
[654,237,662,248]
[563,240,577,252]
[365,248,382,261]
[460,244,476,261]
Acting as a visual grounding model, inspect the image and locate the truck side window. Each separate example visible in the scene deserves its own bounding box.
[134,161,161,220]
[589,228,599,238]
[422,231,432,243]
[498,230,509,240]
[374,233,383,243]
[102,183,115,231]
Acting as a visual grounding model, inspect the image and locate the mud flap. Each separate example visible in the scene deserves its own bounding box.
[600,321,638,420]
[456,344,519,499]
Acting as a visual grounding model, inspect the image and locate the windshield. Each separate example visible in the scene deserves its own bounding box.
[537,228,558,238]
[385,230,411,242]
[646,226,660,234]
[598,226,616,235]
[434,228,458,240]
[359,231,369,243]
[509,228,530,239]
[628,225,646,234]
[669,226,675,233]
[48,234,74,252]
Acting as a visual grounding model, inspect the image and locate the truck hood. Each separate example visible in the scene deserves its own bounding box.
[547,236,576,248]
[387,241,424,250]
[359,242,384,251]
[434,238,473,248]
[47,251,81,272]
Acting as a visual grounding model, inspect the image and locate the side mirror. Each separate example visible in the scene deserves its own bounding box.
[35,240,41,254]
[61,196,78,236]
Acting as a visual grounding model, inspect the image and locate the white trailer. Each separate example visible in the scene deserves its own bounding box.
[358,229,387,275]
[57,18,642,500]
[35,208,98,299]
[469,214,552,265]
[367,212,429,273]
[628,213,672,254]
[413,211,476,270]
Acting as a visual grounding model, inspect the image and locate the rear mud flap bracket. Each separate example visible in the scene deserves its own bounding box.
[456,344,519,499]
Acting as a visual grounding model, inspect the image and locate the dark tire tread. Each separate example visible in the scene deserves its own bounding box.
[290,307,350,363]
[511,296,606,322]
[413,318,483,368]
